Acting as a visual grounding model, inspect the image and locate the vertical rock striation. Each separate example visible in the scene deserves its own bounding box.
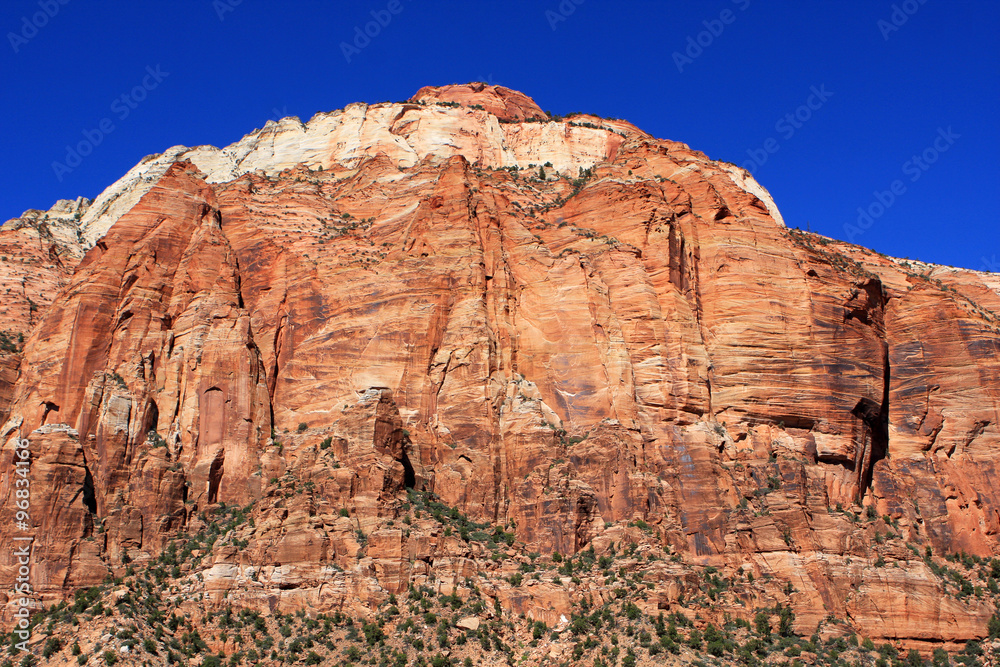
[0,84,997,648]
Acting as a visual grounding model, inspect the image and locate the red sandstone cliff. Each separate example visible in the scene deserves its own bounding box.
[0,85,998,657]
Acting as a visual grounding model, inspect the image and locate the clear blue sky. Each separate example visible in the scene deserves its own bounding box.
[2,0,997,271]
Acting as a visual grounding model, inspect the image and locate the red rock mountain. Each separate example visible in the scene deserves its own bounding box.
[1,84,998,658]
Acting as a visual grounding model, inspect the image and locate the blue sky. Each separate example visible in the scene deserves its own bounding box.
[2,0,997,271]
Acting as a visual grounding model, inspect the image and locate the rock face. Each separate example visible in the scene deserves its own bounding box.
[0,197,90,427]
[0,197,89,336]
[410,82,547,121]
[1,84,998,650]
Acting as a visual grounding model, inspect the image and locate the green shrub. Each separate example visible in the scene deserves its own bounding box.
[570,615,590,636]
[777,604,795,636]
[755,611,771,640]
[362,621,385,645]
[706,639,726,657]
[0,331,22,354]
[42,638,62,658]
[704,624,726,656]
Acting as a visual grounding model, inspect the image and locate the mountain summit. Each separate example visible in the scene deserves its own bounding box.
[1,85,998,662]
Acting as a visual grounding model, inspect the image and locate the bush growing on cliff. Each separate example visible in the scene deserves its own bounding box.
[768,604,795,638]
[754,611,772,642]
[71,587,102,614]
[989,612,1000,639]
[41,638,62,659]
[0,331,22,353]
[362,621,385,645]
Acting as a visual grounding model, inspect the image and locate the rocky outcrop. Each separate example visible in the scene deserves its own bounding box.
[0,197,90,439]
[0,354,18,428]
[410,82,547,121]
[1,84,997,651]
[0,197,89,336]
[1,164,272,599]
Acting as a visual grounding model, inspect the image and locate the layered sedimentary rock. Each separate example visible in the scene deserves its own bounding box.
[0,197,89,335]
[0,197,90,427]
[1,84,998,649]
